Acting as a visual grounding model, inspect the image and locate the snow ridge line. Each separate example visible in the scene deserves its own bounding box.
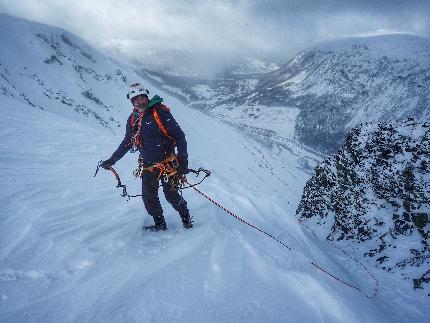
[191,182,378,298]
[299,219,379,298]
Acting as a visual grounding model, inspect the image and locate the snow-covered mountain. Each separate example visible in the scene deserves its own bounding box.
[1,14,429,322]
[136,69,324,160]
[137,68,261,111]
[212,34,430,154]
[132,55,280,111]
[297,118,430,293]
[0,13,149,133]
[127,54,278,112]
[131,53,279,78]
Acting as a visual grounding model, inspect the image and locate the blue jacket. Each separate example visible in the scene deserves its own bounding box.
[109,98,188,164]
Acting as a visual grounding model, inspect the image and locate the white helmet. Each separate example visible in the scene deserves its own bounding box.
[127,83,149,100]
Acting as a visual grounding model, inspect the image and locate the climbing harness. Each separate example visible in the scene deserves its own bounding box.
[133,155,211,188]
[133,154,179,181]
[94,159,211,201]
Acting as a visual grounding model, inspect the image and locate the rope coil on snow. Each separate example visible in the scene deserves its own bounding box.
[189,181,378,298]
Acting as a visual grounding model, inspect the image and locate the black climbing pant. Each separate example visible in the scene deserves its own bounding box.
[141,168,189,225]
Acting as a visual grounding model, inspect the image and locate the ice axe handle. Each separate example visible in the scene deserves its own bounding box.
[188,167,211,177]
[94,160,103,177]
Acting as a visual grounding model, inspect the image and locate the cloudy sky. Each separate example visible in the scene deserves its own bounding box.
[1,0,429,75]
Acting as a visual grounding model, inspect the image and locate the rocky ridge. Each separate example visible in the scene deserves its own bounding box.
[297,118,430,293]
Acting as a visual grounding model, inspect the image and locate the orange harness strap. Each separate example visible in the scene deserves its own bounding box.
[152,108,176,146]
[141,154,179,179]
[129,106,175,150]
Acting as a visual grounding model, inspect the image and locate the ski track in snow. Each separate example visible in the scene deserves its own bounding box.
[1,96,428,322]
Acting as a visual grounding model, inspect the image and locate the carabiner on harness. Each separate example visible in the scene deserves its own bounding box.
[133,155,179,180]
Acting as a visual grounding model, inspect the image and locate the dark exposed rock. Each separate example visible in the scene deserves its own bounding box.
[297,119,430,293]
[413,269,430,290]
[43,55,63,65]
[61,34,96,63]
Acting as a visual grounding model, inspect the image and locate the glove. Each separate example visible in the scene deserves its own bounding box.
[100,158,115,170]
[177,158,189,176]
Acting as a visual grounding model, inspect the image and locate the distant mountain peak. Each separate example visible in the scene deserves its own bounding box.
[214,33,430,154]
[313,33,430,58]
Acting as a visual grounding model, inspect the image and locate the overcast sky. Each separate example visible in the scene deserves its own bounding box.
[1,0,429,75]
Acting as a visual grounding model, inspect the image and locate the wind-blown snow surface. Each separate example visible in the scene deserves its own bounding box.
[1,95,429,322]
[0,14,429,323]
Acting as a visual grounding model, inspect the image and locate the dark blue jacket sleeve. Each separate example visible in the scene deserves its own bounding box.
[158,108,188,161]
[109,115,132,163]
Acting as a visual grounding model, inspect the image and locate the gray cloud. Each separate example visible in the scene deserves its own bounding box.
[1,0,429,76]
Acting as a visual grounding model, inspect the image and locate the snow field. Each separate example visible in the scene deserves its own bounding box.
[1,14,428,322]
[1,95,412,322]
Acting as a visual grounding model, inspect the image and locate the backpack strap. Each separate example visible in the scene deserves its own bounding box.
[158,104,170,113]
[152,106,176,146]
[127,105,176,150]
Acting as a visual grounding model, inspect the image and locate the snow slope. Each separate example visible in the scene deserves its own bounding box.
[1,14,429,323]
[0,13,135,133]
[2,92,429,323]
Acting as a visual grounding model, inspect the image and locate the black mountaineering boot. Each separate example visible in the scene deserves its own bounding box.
[144,222,167,232]
[144,218,167,232]
[181,214,193,229]
[143,224,167,232]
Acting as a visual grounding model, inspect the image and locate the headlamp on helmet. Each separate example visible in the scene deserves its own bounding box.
[127,83,149,100]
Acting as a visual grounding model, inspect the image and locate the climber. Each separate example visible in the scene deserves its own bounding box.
[101,83,193,231]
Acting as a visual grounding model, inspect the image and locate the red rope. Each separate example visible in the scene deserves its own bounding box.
[310,262,361,291]
[189,182,378,298]
[190,185,291,251]
[300,220,379,298]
